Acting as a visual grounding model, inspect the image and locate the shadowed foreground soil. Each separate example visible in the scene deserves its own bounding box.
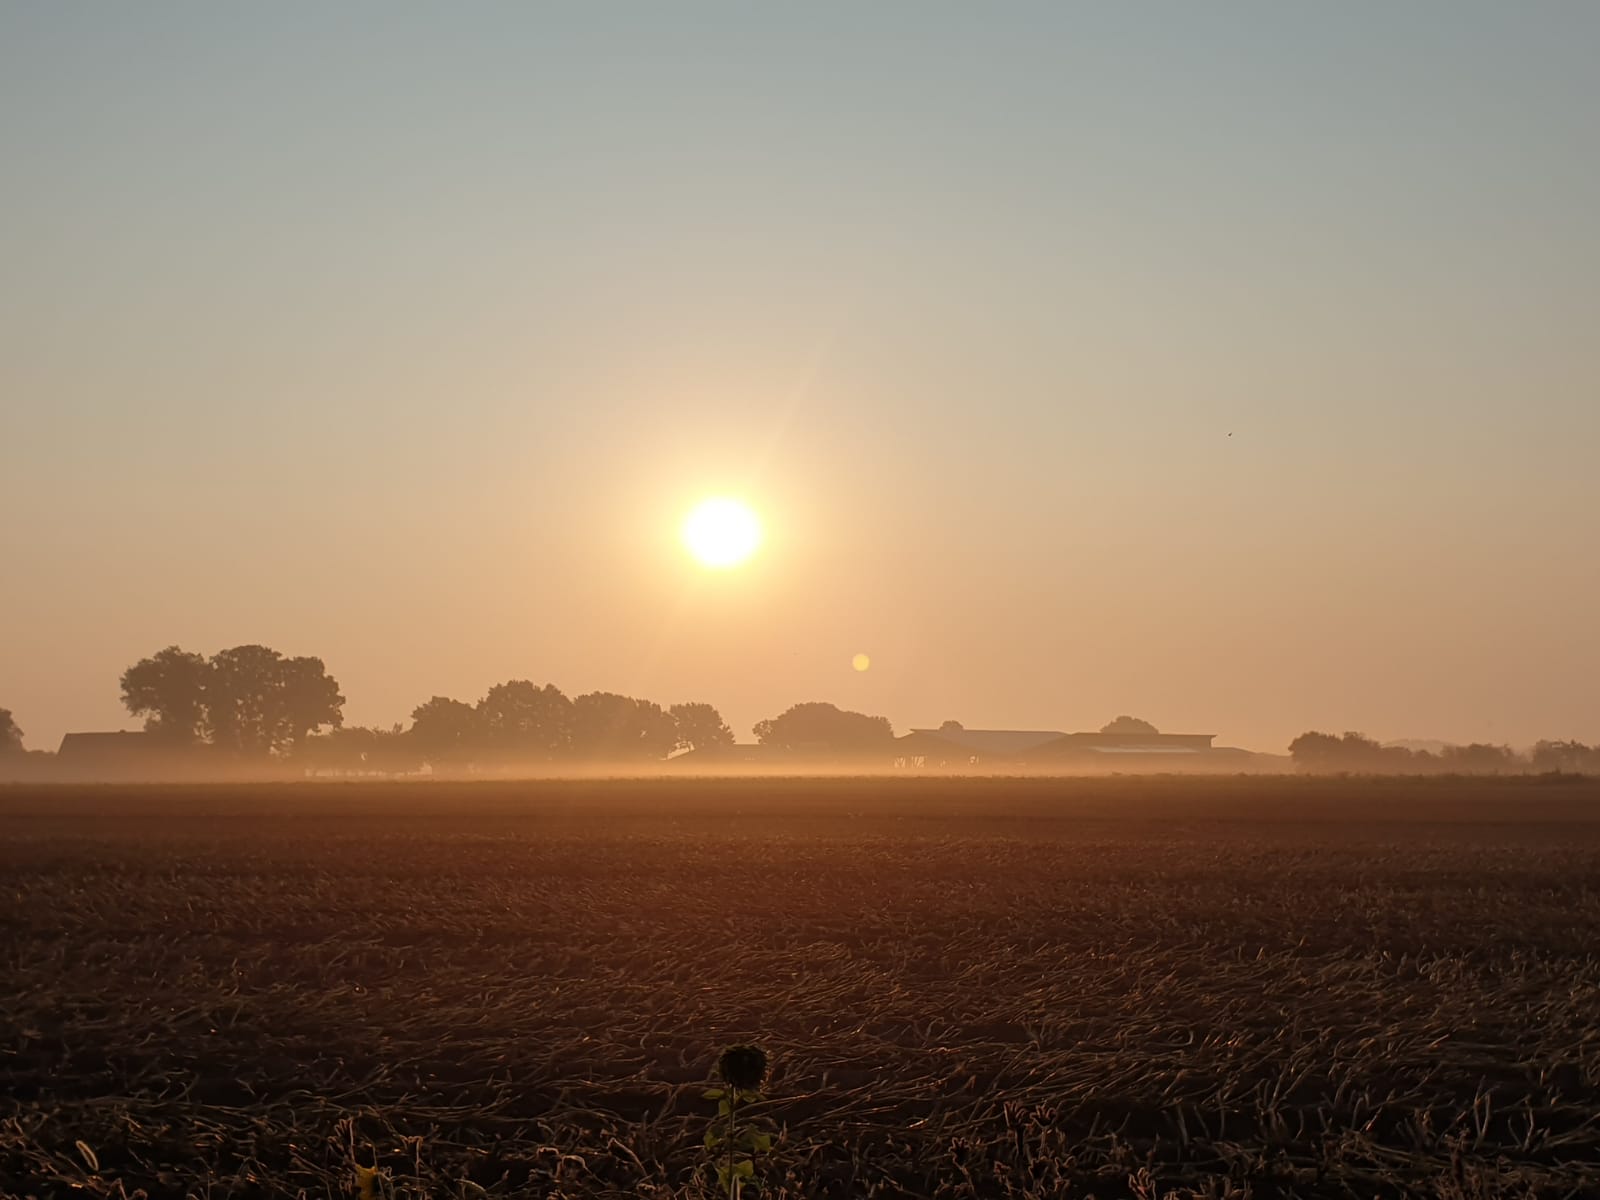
[3,775,1599,1198]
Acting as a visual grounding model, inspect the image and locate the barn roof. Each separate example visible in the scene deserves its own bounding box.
[57,731,162,759]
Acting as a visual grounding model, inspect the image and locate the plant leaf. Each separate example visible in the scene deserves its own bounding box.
[702,1088,726,1100]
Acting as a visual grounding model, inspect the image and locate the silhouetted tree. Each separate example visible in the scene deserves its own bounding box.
[753,702,894,751]
[1286,731,1534,773]
[1289,731,1345,768]
[671,702,735,753]
[120,646,209,741]
[1530,740,1599,774]
[0,709,22,754]
[409,696,481,764]
[204,645,344,756]
[939,719,964,733]
[120,644,343,756]
[279,655,346,751]
[477,680,572,759]
[571,692,678,760]
[1288,731,1415,771]
[1101,715,1158,735]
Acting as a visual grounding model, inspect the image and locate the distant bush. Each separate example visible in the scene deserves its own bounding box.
[1101,715,1159,735]
[1288,731,1561,775]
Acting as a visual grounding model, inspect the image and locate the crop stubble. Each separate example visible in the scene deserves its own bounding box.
[2,776,1599,1198]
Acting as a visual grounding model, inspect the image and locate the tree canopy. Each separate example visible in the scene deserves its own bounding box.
[477,680,573,760]
[120,646,208,742]
[670,702,735,753]
[120,645,344,757]
[571,692,678,760]
[1289,731,1522,774]
[0,708,22,754]
[389,687,740,766]
[409,696,481,763]
[752,702,894,751]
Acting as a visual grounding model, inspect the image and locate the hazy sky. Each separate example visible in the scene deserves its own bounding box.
[3,3,1597,754]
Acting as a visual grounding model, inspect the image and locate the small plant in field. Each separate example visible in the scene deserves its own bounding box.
[352,1161,386,1199]
[704,1044,773,1197]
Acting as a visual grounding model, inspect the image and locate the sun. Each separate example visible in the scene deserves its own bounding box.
[681,497,763,569]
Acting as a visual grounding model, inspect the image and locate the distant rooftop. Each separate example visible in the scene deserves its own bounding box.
[57,731,160,759]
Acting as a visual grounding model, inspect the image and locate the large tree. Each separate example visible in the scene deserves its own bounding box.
[1287,731,1346,767]
[120,646,209,741]
[278,655,346,751]
[572,692,678,760]
[753,702,894,751]
[0,709,22,754]
[409,696,481,764]
[477,680,572,759]
[201,645,344,756]
[670,702,735,753]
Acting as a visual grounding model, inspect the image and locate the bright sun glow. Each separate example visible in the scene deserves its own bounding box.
[682,497,763,569]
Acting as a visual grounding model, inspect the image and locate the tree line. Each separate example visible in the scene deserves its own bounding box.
[1288,731,1600,775]
[6,650,1598,775]
[0,644,902,772]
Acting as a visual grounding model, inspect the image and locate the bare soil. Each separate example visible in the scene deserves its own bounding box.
[3,775,1599,1198]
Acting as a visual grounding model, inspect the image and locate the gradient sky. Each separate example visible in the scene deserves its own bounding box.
[3,3,1597,754]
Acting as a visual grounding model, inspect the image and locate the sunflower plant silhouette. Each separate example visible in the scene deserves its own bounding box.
[703,1045,772,1198]
[352,1162,385,1199]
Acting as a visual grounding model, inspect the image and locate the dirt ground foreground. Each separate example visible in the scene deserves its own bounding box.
[4,775,1599,1198]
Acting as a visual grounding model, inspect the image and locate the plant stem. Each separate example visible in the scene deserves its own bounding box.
[726,1088,738,1200]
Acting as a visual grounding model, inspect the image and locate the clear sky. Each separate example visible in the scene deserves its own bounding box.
[3,3,1597,754]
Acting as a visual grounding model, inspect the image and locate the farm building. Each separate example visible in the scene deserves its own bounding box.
[57,731,166,765]
[55,731,213,779]
[894,728,1223,769]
